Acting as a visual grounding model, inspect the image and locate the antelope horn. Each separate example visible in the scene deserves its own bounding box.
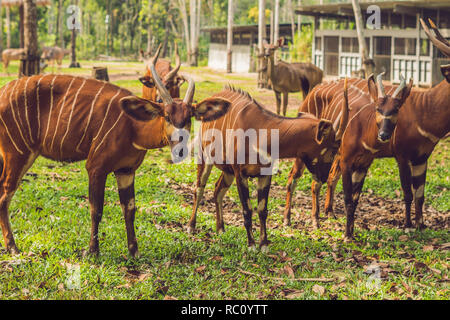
[149,43,173,104]
[183,74,195,105]
[420,18,450,58]
[376,72,386,98]
[392,74,406,99]
[335,77,349,141]
[164,43,181,82]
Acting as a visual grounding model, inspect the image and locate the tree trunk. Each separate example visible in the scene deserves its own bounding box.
[69,28,80,67]
[189,0,197,66]
[297,0,302,35]
[274,0,280,44]
[0,1,3,54]
[226,0,233,73]
[177,0,190,65]
[20,0,40,77]
[147,0,152,53]
[58,0,64,48]
[258,0,268,89]
[6,6,10,48]
[19,4,25,48]
[351,0,374,78]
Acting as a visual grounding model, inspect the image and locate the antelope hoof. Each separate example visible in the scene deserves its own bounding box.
[216,226,225,234]
[7,245,20,256]
[283,217,291,227]
[416,223,426,231]
[186,225,196,234]
[128,244,139,259]
[88,247,100,257]
[248,244,257,252]
[343,235,354,243]
[404,220,413,229]
[259,244,269,253]
[312,221,320,230]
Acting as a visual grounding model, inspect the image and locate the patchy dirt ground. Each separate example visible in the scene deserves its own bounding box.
[173,181,449,234]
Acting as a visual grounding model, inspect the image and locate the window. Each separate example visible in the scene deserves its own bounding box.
[420,39,430,56]
[394,38,416,56]
[374,37,391,56]
[341,37,359,53]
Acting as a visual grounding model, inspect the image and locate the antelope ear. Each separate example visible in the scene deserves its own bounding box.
[139,76,155,88]
[120,96,164,121]
[192,97,231,122]
[367,74,378,102]
[315,119,333,145]
[398,78,414,104]
[441,64,450,83]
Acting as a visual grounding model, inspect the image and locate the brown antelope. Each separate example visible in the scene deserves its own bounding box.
[264,38,323,116]
[139,44,183,102]
[283,74,413,231]
[2,49,26,74]
[41,46,71,71]
[186,85,348,250]
[0,48,230,257]
[301,19,449,238]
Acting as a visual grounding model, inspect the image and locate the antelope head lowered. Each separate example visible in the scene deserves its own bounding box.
[368,73,412,142]
[123,45,231,162]
[139,44,183,102]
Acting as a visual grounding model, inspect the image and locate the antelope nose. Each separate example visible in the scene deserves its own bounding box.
[378,131,390,142]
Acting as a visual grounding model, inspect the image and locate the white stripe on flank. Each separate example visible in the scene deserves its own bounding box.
[417,126,439,144]
[60,79,87,156]
[0,113,23,155]
[93,112,124,155]
[43,76,58,145]
[36,75,46,141]
[50,77,76,152]
[76,82,107,152]
[9,80,32,151]
[23,76,34,143]
[93,88,122,141]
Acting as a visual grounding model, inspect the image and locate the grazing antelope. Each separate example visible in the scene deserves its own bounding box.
[41,46,71,71]
[186,85,348,250]
[264,38,323,116]
[309,19,449,239]
[0,49,230,257]
[139,44,183,102]
[2,49,26,74]
[283,74,413,231]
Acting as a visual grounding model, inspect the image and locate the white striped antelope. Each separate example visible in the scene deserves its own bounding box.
[316,19,449,238]
[186,85,348,250]
[139,44,183,102]
[0,52,230,257]
[283,73,413,230]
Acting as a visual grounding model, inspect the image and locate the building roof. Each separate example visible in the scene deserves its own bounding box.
[295,0,450,19]
[2,0,51,7]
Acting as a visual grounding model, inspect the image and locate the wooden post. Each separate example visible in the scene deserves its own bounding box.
[226,0,233,73]
[19,0,40,77]
[92,66,109,81]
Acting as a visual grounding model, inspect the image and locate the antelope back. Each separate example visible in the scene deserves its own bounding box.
[0,75,135,161]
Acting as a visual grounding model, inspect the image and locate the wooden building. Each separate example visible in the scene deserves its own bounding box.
[202,23,308,73]
[296,0,450,86]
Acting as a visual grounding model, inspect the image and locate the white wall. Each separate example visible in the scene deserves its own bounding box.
[208,43,251,73]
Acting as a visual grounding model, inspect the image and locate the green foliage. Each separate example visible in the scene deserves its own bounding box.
[289,25,312,63]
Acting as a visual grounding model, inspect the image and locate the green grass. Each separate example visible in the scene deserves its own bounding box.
[0,62,448,300]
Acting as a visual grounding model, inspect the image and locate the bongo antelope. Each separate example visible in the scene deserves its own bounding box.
[139,44,183,102]
[313,19,449,238]
[264,38,323,116]
[186,85,348,250]
[283,74,413,230]
[0,48,230,257]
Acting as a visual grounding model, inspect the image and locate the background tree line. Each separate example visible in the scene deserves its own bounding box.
[0,0,343,65]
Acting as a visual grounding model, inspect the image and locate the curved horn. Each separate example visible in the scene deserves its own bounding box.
[420,18,450,57]
[183,75,195,105]
[392,74,406,99]
[376,72,386,98]
[164,43,182,82]
[335,77,349,141]
[149,44,173,104]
